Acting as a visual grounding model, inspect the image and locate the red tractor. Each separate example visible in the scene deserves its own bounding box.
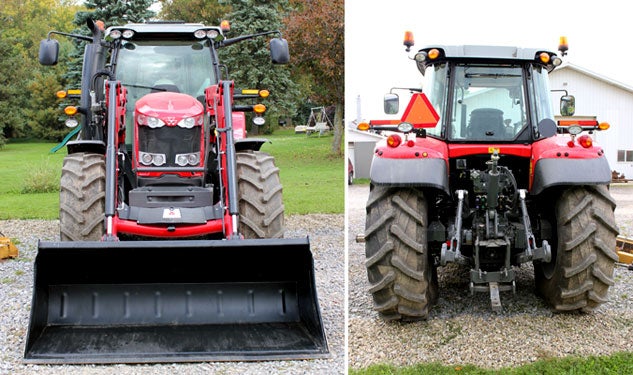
[25,19,328,363]
[361,35,618,319]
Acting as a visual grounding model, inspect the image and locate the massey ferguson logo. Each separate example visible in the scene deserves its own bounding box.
[166,117,177,126]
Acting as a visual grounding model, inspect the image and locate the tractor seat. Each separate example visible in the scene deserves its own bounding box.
[467,108,505,139]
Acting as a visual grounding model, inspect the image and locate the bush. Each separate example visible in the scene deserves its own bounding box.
[21,162,59,194]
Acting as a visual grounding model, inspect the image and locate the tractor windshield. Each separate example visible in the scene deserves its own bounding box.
[116,39,216,98]
[115,39,216,145]
[449,64,528,141]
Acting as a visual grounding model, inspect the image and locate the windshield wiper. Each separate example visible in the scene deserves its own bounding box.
[465,73,521,78]
[122,83,165,91]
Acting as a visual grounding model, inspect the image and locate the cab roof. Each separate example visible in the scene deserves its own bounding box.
[419,44,554,61]
[105,22,223,38]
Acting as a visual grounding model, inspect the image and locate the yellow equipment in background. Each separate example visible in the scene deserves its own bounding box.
[0,233,18,259]
[617,236,633,265]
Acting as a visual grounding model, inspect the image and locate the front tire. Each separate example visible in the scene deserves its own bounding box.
[535,185,619,312]
[59,153,106,241]
[236,150,284,238]
[364,186,438,320]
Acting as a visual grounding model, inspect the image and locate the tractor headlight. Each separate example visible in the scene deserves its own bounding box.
[397,122,414,133]
[139,151,166,166]
[138,114,165,128]
[175,152,200,166]
[65,118,79,128]
[177,117,197,129]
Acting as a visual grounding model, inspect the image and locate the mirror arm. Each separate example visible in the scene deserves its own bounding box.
[47,30,93,43]
[219,30,281,48]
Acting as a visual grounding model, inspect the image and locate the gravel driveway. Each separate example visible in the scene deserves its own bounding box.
[0,214,344,375]
[348,183,633,370]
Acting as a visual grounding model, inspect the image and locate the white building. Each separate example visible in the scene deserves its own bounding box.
[549,63,633,179]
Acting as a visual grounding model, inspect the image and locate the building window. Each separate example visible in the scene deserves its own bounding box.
[618,150,633,162]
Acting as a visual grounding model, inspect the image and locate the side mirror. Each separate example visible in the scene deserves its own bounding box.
[560,95,575,116]
[384,93,399,114]
[537,118,557,138]
[39,39,59,66]
[270,38,289,64]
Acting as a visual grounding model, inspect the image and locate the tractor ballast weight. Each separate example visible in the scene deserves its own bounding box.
[362,37,618,318]
[25,20,328,363]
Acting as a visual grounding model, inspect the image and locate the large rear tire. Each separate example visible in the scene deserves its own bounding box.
[364,186,438,320]
[236,150,284,239]
[59,153,106,241]
[535,185,619,312]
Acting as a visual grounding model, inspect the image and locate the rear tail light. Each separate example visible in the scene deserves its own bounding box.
[386,134,402,148]
[577,135,593,148]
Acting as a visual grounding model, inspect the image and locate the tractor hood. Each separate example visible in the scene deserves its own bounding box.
[135,92,204,125]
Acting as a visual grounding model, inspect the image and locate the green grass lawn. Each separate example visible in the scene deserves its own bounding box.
[0,129,343,219]
[0,142,66,219]
[351,352,633,375]
[262,128,343,214]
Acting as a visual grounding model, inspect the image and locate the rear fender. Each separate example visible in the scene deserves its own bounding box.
[531,136,611,195]
[370,137,449,194]
[370,157,449,194]
[235,138,268,152]
[66,140,106,155]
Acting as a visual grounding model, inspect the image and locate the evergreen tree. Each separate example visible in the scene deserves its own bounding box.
[158,0,230,24]
[65,0,156,86]
[0,36,28,144]
[220,0,300,133]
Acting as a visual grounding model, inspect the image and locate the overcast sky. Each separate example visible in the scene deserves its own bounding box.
[345,0,633,123]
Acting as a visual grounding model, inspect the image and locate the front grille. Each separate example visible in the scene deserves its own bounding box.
[138,126,200,167]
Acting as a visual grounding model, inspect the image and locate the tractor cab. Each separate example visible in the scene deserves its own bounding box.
[108,24,220,149]
[387,44,565,143]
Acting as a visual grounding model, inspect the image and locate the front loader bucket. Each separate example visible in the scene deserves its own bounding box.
[24,237,329,364]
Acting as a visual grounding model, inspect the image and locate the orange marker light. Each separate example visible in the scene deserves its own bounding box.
[56,90,67,99]
[428,48,440,60]
[259,90,270,98]
[64,106,78,116]
[598,122,610,130]
[253,104,266,114]
[539,52,550,64]
[357,122,370,131]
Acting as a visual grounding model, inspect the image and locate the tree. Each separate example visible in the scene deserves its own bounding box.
[158,0,230,24]
[0,37,28,144]
[220,0,300,134]
[65,0,156,86]
[284,0,344,155]
[0,0,80,143]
